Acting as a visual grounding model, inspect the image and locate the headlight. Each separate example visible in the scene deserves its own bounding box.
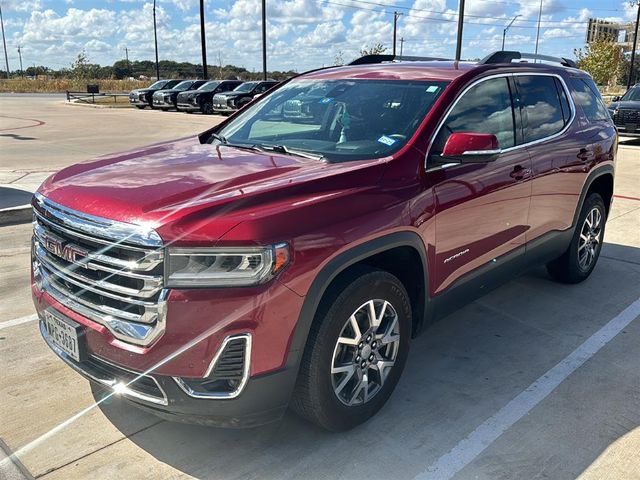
[166,244,290,287]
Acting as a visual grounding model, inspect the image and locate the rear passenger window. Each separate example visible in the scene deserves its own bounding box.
[433,77,515,152]
[515,76,565,143]
[569,78,610,123]
[554,78,572,124]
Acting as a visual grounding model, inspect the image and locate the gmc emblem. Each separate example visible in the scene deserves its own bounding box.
[41,231,89,265]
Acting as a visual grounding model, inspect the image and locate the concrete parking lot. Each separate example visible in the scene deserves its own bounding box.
[0,95,639,480]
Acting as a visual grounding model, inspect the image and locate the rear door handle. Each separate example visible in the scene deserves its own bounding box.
[510,165,531,180]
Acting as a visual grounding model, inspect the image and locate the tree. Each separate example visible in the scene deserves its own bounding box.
[334,50,345,66]
[574,40,622,86]
[70,50,92,80]
[359,43,387,57]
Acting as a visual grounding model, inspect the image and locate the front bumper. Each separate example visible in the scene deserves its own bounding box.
[176,103,200,112]
[39,319,295,427]
[153,97,174,108]
[129,97,149,106]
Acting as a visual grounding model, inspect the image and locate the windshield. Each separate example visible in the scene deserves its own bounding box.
[214,79,448,162]
[198,81,221,91]
[149,80,167,89]
[173,81,194,91]
[233,82,258,93]
[621,87,640,101]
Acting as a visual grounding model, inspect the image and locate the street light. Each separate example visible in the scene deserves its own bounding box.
[502,15,521,51]
[153,0,160,80]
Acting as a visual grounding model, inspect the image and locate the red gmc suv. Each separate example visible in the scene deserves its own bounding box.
[32,51,617,431]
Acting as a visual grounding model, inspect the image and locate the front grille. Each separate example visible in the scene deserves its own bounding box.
[613,109,639,128]
[32,193,167,346]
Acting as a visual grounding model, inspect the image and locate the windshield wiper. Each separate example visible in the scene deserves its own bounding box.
[259,144,325,161]
[211,133,262,153]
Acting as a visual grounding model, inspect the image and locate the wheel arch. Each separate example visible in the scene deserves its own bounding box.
[572,165,614,228]
[285,231,431,373]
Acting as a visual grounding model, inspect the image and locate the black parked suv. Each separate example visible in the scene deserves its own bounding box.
[176,80,243,114]
[129,79,180,109]
[212,80,278,114]
[608,84,640,137]
[152,80,208,110]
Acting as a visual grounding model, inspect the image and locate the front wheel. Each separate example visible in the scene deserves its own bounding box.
[291,268,411,431]
[135,105,146,110]
[202,101,214,114]
[547,192,606,283]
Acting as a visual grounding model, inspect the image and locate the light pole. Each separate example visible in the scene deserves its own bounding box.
[455,0,465,61]
[0,3,9,78]
[153,0,160,80]
[501,15,521,51]
[392,11,401,56]
[17,45,23,78]
[628,1,639,89]
[534,0,543,58]
[200,0,208,79]
[262,0,267,80]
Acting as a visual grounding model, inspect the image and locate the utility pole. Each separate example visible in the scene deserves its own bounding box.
[399,37,405,57]
[124,47,130,78]
[534,0,543,58]
[392,11,401,56]
[200,0,208,79]
[261,0,267,80]
[17,45,23,78]
[455,0,465,61]
[501,15,521,51]
[628,1,639,89]
[0,3,9,78]
[153,0,160,80]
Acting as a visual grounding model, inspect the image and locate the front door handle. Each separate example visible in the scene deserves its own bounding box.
[510,165,531,180]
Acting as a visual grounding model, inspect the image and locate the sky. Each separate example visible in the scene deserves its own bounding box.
[0,0,637,73]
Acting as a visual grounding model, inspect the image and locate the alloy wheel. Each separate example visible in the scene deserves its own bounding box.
[331,299,400,406]
[578,206,602,271]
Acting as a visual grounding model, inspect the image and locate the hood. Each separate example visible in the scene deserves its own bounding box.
[38,137,377,241]
[215,92,243,98]
[131,88,152,94]
[610,100,640,110]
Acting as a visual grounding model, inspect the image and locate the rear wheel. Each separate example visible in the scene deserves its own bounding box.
[291,268,411,431]
[547,192,606,283]
[135,105,146,110]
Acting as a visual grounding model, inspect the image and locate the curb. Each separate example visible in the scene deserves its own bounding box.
[62,101,132,109]
[0,205,32,227]
[0,439,35,480]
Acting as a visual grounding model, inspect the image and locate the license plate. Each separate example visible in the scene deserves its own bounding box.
[44,310,85,362]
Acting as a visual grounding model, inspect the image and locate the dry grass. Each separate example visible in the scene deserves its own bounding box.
[0,78,145,93]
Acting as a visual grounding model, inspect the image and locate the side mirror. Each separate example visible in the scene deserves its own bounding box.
[442,132,501,163]
[612,96,620,102]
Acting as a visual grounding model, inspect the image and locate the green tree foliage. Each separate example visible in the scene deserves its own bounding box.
[574,41,622,86]
[359,43,387,57]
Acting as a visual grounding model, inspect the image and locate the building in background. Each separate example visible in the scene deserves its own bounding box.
[587,18,636,49]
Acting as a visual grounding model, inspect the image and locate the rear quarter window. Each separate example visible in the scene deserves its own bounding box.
[515,75,567,143]
[569,77,610,123]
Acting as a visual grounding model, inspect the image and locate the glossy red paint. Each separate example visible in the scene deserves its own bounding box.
[442,132,499,156]
[33,60,617,414]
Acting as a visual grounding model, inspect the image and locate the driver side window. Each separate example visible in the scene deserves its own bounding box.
[433,77,516,154]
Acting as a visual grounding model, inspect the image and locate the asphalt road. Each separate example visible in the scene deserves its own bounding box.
[0,95,639,480]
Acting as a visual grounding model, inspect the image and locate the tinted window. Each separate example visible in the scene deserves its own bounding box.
[554,77,572,125]
[516,75,565,142]
[173,81,194,91]
[234,82,258,93]
[433,77,515,152]
[198,81,221,91]
[569,78,610,123]
[621,87,640,101]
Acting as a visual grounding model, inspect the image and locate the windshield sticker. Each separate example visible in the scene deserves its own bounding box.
[319,97,334,104]
[377,135,396,146]
[426,86,440,93]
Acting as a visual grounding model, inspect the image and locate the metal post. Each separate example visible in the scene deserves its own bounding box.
[534,0,543,58]
[262,0,267,81]
[393,11,399,56]
[17,45,23,78]
[502,15,520,51]
[125,47,130,78]
[627,2,639,89]
[200,0,208,79]
[0,4,9,78]
[399,37,404,57]
[153,0,160,80]
[455,0,465,61]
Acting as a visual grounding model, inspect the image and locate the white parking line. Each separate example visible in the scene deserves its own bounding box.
[415,297,640,480]
[0,314,38,330]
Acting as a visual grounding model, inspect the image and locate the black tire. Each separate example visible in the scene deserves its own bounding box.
[161,108,169,112]
[135,105,146,110]
[202,101,214,115]
[291,267,411,431]
[546,192,606,283]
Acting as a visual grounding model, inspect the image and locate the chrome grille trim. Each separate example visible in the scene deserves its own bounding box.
[32,194,167,346]
[34,192,162,247]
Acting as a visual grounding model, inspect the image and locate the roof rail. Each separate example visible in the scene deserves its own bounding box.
[349,54,451,65]
[479,51,577,68]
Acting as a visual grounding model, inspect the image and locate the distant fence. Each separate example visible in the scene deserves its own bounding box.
[66,91,129,103]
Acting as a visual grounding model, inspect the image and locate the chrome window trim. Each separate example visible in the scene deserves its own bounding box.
[39,320,168,405]
[173,334,252,400]
[424,71,577,171]
[34,192,162,247]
